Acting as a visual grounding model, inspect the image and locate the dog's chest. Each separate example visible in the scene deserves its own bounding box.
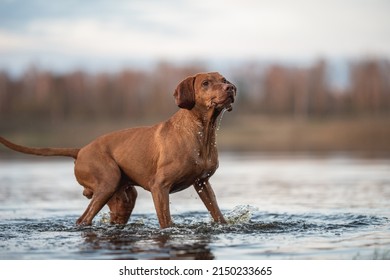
[192,150,218,180]
[169,153,217,193]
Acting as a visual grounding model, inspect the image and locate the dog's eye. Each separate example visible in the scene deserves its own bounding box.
[202,80,209,87]
[222,78,227,83]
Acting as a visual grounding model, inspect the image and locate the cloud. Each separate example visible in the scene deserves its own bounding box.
[0,0,389,74]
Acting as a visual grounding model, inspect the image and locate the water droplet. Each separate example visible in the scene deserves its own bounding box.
[216,108,228,131]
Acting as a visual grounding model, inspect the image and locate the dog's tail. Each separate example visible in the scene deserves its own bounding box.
[0,136,79,159]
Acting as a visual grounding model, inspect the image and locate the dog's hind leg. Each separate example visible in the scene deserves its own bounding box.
[107,183,137,225]
[75,158,122,226]
[77,187,118,225]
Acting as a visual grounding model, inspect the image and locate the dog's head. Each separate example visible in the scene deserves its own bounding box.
[173,72,236,112]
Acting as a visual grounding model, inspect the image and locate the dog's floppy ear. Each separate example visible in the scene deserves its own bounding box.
[173,76,195,110]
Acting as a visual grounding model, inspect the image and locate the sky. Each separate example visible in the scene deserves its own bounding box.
[0,0,389,75]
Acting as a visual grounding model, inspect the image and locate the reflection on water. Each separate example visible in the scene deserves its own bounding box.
[0,154,389,259]
[80,222,215,260]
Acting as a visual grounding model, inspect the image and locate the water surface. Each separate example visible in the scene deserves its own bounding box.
[0,154,389,259]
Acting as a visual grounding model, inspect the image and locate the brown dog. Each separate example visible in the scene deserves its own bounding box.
[0,72,236,228]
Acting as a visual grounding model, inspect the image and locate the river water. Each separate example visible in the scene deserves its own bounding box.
[0,154,389,260]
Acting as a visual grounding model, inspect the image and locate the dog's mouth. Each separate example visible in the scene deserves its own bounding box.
[211,96,234,112]
[221,95,234,112]
[211,93,235,112]
[224,97,234,112]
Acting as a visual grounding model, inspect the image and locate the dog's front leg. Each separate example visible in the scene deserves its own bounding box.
[194,179,226,224]
[151,186,173,228]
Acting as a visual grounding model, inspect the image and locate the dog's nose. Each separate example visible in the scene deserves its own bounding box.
[225,84,235,93]
[224,84,236,102]
[226,89,235,103]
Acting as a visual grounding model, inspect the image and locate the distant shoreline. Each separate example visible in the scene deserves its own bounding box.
[2,115,390,158]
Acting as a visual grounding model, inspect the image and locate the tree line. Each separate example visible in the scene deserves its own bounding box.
[0,59,389,124]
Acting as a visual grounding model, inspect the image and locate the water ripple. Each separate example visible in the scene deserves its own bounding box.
[1,209,389,259]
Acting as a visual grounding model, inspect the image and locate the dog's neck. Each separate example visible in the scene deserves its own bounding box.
[172,107,222,157]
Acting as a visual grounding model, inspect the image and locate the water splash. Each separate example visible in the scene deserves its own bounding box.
[99,212,111,224]
[225,205,259,224]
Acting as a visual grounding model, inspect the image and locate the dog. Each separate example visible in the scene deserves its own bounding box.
[0,72,236,228]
